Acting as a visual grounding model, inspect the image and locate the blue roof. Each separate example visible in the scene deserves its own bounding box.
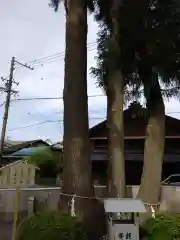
[12,146,49,156]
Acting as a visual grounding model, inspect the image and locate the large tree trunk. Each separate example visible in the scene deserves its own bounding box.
[107,73,126,197]
[62,0,91,228]
[138,76,165,205]
[61,1,105,239]
[63,0,92,209]
[107,0,126,198]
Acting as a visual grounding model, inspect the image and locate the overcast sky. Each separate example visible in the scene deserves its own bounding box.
[0,0,179,143]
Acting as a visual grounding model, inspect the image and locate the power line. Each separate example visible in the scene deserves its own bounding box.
[0,102,5,108]
[7,120,60,131]
[18,41,97,68]
[6,110,180,132]
[0,94,105,110]
[7,117,105,131]
[1,95,179,116]
[1,95,179,115]
[32,47,96,68]
[8,42,96,69]
[26,41,96,64]
[5,97,180,117]
[15,47,96,69]
[10,94,106,102]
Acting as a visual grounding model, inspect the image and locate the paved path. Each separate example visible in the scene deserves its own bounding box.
[0,221,12,240]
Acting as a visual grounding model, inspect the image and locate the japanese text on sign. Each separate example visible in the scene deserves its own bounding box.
[118,232,132,240]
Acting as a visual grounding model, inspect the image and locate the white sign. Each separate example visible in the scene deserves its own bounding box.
[113,224,139,240]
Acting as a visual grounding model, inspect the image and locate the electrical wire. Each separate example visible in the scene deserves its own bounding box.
[0,93,179,132]
[26,41,96,64]
[7,117,105,131]
[32,45,96,66]
[31,47,96,68]
[0,102,5,108]
[7,120,61,131]
[8,42,96,69]
[6,110,180,132]
[17,41,97,69]
[10,94,106,102]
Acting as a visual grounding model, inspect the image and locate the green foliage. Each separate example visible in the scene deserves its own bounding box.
[91,26,110,93]
[141,214,180,240]
[24,147,52,165]
[92,0,180,105]
[49,0,95,12]
[17,211,88,240]
[49,0,60,11]
[24,147,58,178]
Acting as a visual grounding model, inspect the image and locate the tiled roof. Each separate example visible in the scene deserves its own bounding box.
[89,108,180,138]
[3,139,49,153]
[51,142,63,150]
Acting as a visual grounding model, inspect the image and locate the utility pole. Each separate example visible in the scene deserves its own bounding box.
[0,57,15,165]
[0,57,33,165]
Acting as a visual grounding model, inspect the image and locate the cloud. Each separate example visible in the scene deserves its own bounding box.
[0,0,107,142]
[0,0,179,143]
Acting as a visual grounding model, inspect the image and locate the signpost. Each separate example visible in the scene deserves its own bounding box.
[104,199,146,240]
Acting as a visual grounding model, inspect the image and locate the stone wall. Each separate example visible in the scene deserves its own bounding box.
[1,185,180,222]
[0,187,60,221]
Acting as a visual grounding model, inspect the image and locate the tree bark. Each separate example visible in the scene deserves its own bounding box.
[137,77,165,205]
[61,1,105,239]
[62,0,91,225]
[107,72,126,197]
[107,0,126,198]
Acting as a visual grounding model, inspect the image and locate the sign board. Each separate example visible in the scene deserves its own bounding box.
[104,199,146,240]
[112,224,139,240]
[104,198,146,213]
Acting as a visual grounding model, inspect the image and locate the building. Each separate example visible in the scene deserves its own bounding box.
[3,139,49,155]
[89,105,180,185]
[10,141,63,167]
[1,139,50,165]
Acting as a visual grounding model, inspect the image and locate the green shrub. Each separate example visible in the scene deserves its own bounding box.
[24,148,59,178]
[17,211,88,240]
[141,214,180,240]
